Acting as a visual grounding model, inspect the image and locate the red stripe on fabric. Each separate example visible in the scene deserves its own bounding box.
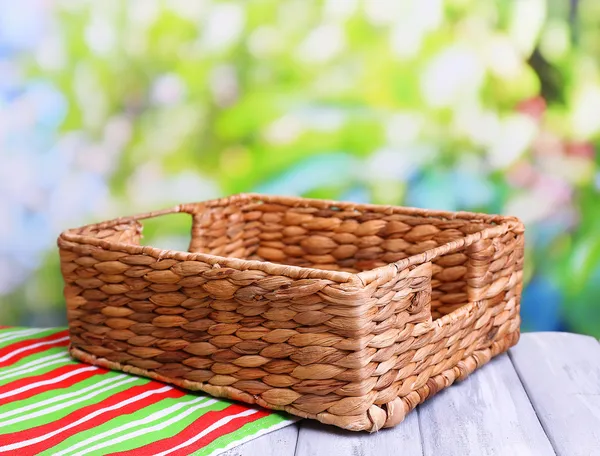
[0,338,70,368]
[0,330,68,358]
[0,383,185,454]
[0,331,69,367]
[110,405,269,456]
[108,404,245,456]
[0,365,104,406]
[169,408,270,456]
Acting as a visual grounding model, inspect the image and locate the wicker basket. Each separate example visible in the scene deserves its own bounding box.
[58,193,524,432]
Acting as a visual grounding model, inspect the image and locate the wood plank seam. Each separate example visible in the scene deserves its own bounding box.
[507,349,558,456]
[415,408,427,456]
[293,423,302,456]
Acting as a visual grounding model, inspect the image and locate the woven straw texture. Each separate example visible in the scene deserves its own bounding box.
[58,193,525,432]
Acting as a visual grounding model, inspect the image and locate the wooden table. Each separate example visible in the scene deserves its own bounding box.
[223,332,600,456]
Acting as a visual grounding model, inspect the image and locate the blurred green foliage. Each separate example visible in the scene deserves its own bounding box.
[1,0,599,335]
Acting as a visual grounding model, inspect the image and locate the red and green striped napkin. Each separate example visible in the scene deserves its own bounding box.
[0,327,296,455]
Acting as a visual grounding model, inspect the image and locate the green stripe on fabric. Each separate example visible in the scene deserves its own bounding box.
[0,327,43,339]
[0,327,31,334]
[0,326,63,340]
[46,396,226,456]
[0,347,78,387]
[1,374,146,432]
[0,370,121,418]
[196,413,292,456]
[0,328,64,349]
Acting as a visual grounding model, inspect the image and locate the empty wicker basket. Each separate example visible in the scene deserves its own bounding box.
[58,194,525,431]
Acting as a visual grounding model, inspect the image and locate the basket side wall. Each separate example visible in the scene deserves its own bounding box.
[375,223,525,427]
[58,229,433,432]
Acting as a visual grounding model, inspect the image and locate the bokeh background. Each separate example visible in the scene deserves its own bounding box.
[1,0,599,336]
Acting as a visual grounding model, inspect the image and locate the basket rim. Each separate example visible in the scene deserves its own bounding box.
[58,193,524,284]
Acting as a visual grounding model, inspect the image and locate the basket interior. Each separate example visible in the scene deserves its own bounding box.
[186,197,497,319]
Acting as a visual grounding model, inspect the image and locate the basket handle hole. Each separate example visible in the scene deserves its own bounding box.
[138,212,193,253]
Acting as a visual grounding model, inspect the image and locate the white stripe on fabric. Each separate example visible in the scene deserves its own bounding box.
[0,328,51,345]
[0,373,127,420]
[0,328,31,341]
[0,353,69,378]
[0,352,67,375]
[0,376,137,427]
[55,397,216,456]
[156,409,258,456]
[0,336,70,364]
[204,417,299,456]
[0,385,174,452]
[0,366,98,400]
[0,355,71,382]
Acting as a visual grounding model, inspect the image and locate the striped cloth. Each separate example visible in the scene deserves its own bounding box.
[0,327,295,455]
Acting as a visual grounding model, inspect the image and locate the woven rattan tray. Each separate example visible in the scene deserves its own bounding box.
[58,193,524,431]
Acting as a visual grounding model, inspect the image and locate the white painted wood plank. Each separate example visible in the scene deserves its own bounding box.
[295,407,422,456]
[509,332,600,456]
[220,423,299,456]
[418,353,555,456]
